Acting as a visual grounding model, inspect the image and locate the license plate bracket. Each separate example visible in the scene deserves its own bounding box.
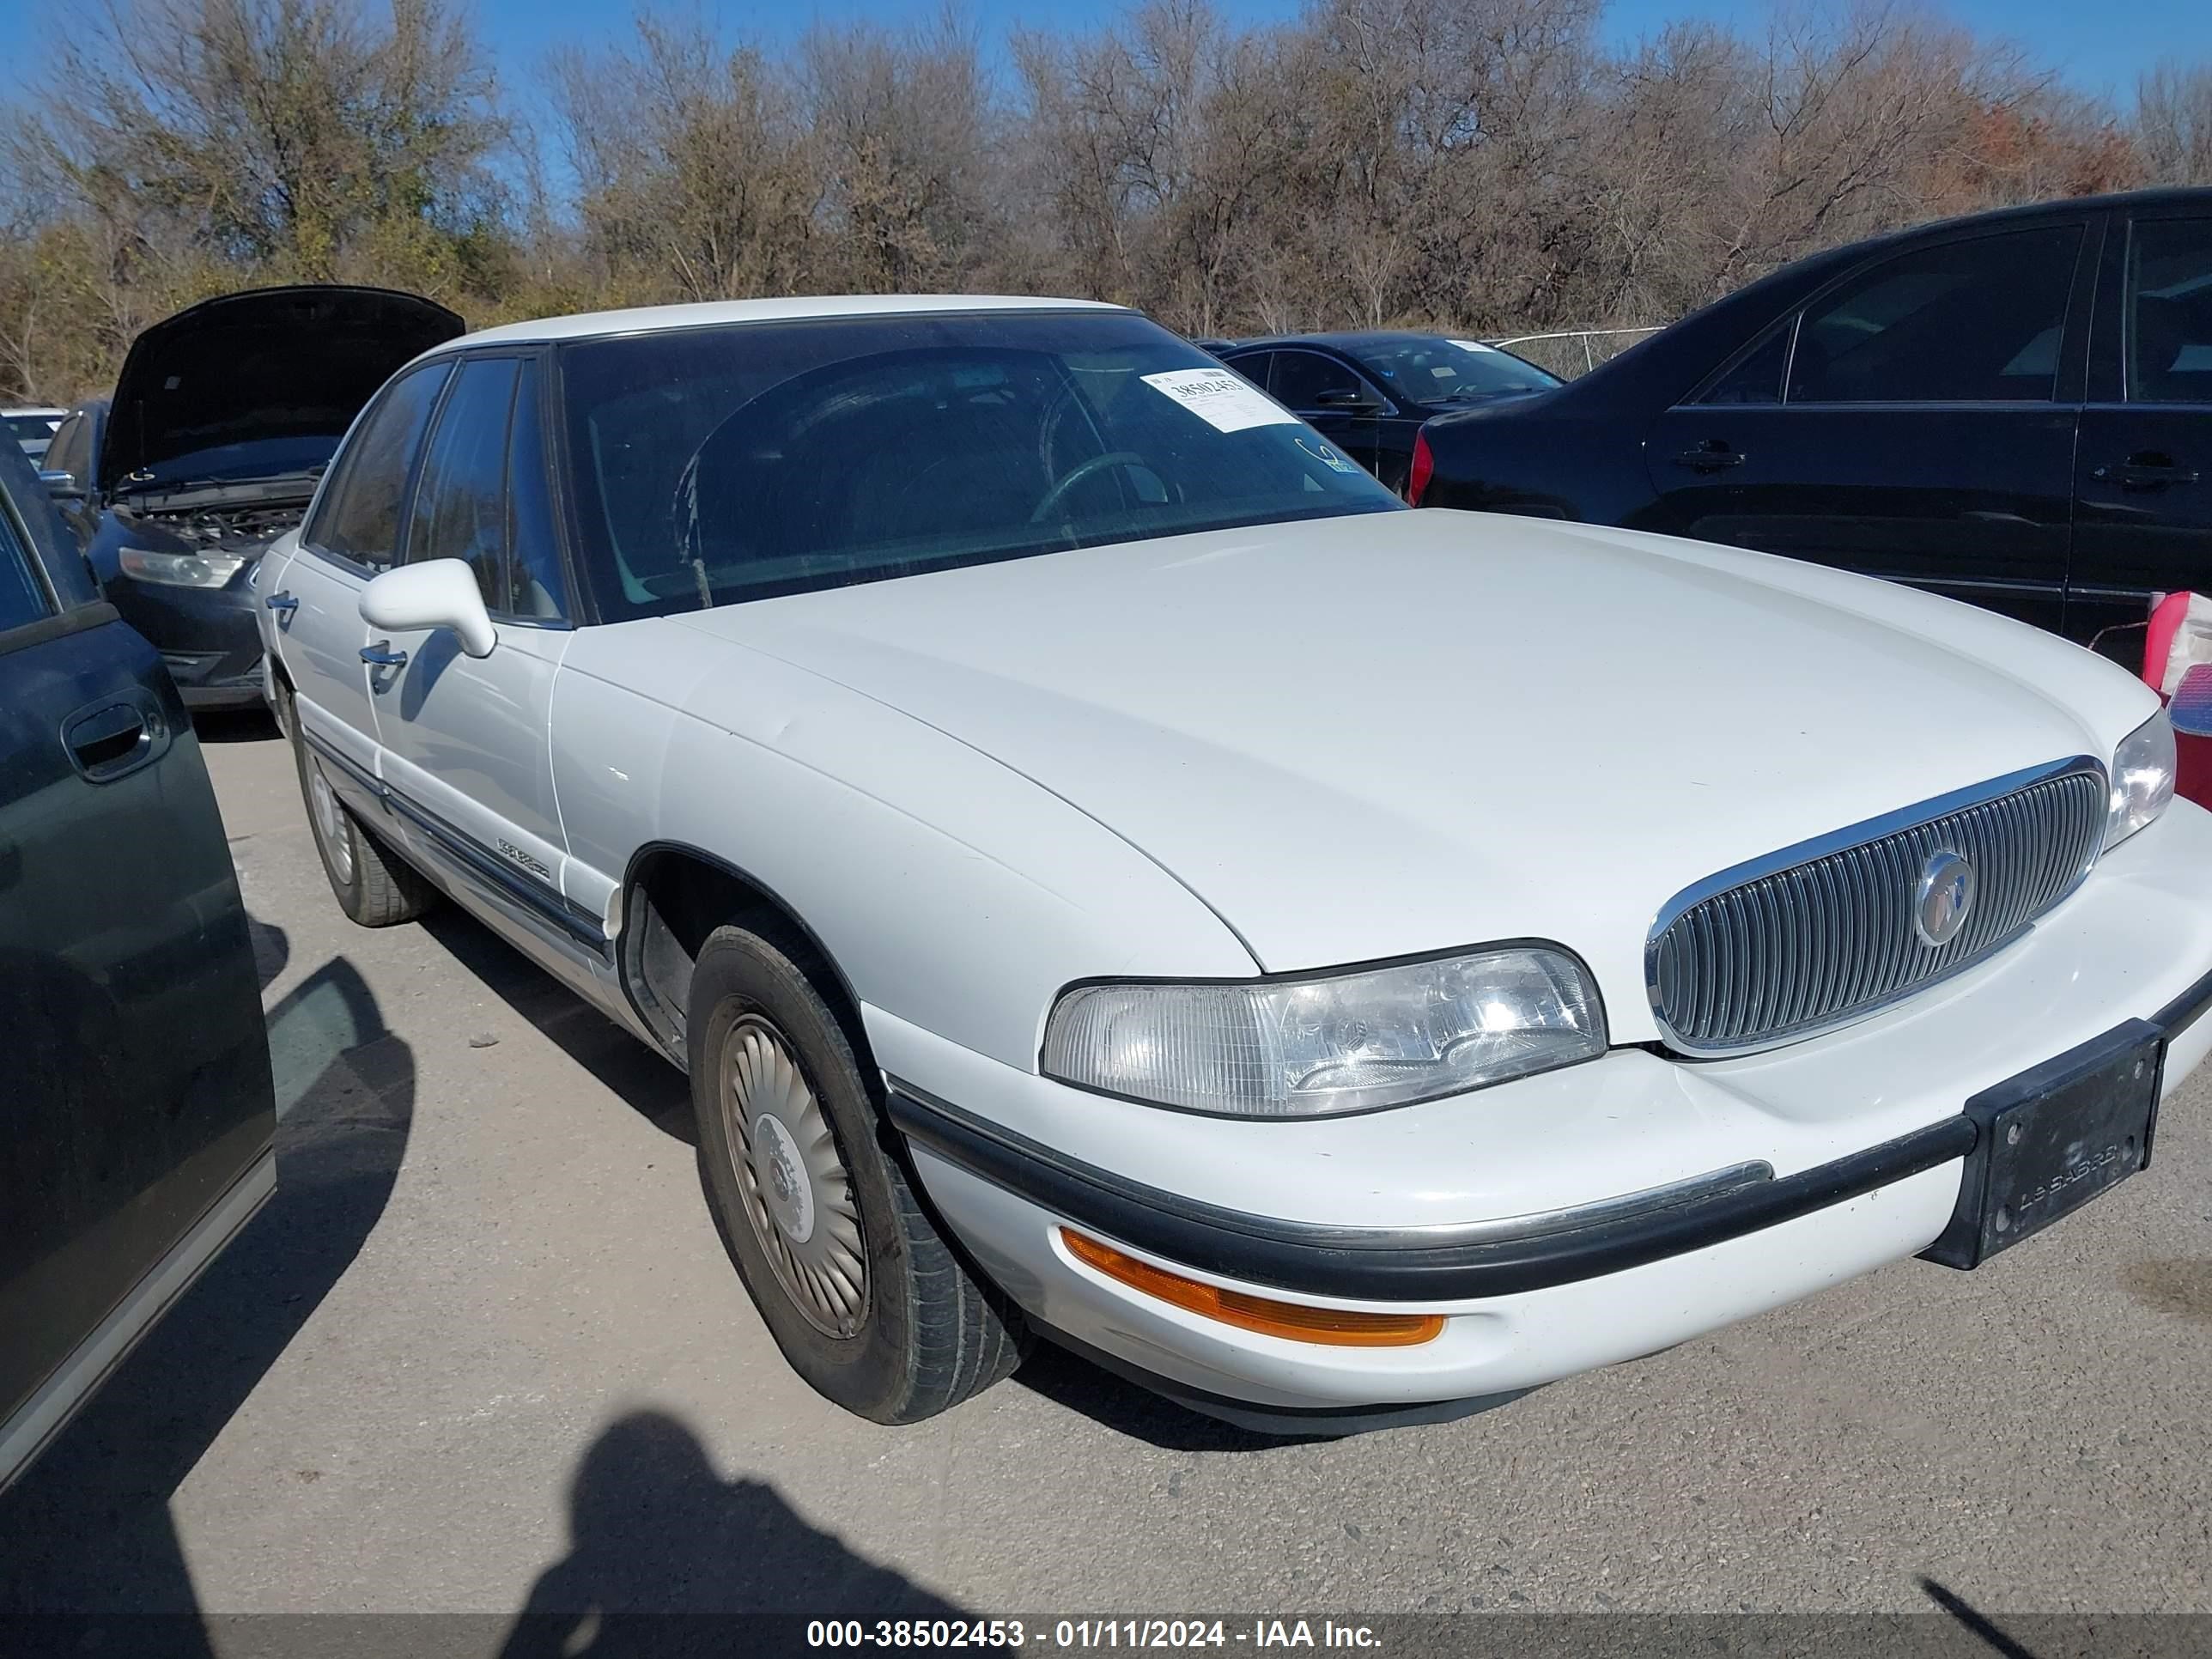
[1919,1018,2163,1270]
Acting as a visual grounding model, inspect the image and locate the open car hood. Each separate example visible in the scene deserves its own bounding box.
[101,285,465,492]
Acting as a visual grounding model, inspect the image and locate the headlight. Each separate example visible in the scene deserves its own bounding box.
[118,547,247,588]
[1041,945,1607,1119]
[2106,708,2177,851]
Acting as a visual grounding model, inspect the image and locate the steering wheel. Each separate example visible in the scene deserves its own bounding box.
[1030,451,1150,524]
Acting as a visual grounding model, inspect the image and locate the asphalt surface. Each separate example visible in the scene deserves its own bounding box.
[4,714,2212,1638]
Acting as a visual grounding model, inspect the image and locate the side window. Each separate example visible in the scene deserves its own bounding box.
[1271,350,1367,410]
[307,362,452,569]
[1692,323,1793,406]
[1787,225,2082,404]
[2127,218,2212,404]
[45,416,85,483]
[0,502,52,632]
[1222,350,1272,391]
[405,356,520,611]
[503,360,568,621]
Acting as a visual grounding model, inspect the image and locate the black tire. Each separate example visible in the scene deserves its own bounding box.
[688,923,1027,1423]
[282,680,437,928]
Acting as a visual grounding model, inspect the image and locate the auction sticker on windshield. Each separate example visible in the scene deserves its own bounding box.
[1141,367,1298,434]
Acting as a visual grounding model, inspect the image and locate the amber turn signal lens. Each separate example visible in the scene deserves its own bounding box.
[1059,1228,1445,1347]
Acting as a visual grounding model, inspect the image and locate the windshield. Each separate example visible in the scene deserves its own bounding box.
[558,309,1402,621]
[3,414,61,441]
[1351,337,1559,404]
[122,435,338,492]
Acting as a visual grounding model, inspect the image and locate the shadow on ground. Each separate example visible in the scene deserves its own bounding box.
[498,1411,963,1656]
[0,952,409,1642]
[419,908,692,1143]
[188,708,283,745]
[1918,1577,2043,1657]
[1008,1341,1307,1452]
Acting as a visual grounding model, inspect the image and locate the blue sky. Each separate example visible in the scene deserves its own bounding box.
[441,0,2207,109]
[3,0,2207,115]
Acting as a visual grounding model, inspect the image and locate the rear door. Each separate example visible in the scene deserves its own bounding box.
[0,453,275,1490]
[2073,208,2212,656]
[1643,219,2094,635]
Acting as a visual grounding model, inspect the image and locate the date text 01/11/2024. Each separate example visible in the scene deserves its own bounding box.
[805,1620,1383,1649]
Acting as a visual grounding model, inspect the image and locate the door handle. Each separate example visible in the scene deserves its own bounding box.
[264,591,299,613]
[63,697,158,781]
[2094,461,2199,489]
[1672,446,1745,471]
[360,641,409,669]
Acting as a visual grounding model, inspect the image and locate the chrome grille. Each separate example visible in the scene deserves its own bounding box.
[1647,759,2107,1054]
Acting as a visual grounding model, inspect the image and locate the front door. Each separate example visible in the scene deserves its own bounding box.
[1267,349,1397,489]
[0,465,274,1488]
[2073,209,2212,659]
[1643,220,2094,635]
[273,357,455,793]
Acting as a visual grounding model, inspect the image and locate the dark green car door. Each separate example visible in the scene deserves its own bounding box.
[0,445,274,1491]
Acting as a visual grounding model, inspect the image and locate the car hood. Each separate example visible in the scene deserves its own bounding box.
[672,510,2156,1037]
[102,285,465,492]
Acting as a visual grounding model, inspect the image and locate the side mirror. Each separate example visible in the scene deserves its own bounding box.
[38,469,82,501]
[360,559,496,659]
[1311,386,1381,412]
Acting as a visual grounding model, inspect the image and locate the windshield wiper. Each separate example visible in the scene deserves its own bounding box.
[124,469,325,502]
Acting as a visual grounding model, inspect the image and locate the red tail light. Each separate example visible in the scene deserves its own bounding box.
[1407,430,1434,505]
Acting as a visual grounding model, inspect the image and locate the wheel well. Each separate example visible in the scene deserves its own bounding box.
[620,847,869,1073]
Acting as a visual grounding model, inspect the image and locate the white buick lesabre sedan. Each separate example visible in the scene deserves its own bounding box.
[254,295,2212,1433]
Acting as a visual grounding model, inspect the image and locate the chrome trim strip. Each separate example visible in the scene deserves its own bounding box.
[1646,757,2108,1058]
[297,729,609,957]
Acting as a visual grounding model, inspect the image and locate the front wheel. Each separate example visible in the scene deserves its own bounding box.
[282,681,436,927]
[688,924,1027,1422]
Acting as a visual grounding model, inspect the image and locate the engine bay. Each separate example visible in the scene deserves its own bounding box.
[133,499,308,551]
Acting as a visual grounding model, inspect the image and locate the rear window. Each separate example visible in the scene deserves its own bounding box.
[556,309,1401,622]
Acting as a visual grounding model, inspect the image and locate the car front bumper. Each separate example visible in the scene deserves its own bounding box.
[104,568,267,711]
[866,799,2212,1428]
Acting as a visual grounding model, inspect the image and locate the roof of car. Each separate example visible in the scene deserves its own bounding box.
[1,405,65,416]
[1226,331,1480,354]
[438,294,1126,355]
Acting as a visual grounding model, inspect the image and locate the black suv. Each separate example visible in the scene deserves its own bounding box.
[1413,188,2212,656]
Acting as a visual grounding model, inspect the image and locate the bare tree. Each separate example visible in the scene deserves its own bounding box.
[2138,61,2212,185]
[550,18,817,304]
[26,0,505,280]
[798,15,1001,293]
[2,0,2204,404]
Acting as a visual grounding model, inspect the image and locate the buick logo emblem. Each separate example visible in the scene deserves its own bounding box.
[1915,849,1977,948]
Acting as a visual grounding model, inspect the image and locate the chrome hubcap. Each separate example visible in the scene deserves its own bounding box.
[721,1014,866,1337]
[308,761,353,884]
